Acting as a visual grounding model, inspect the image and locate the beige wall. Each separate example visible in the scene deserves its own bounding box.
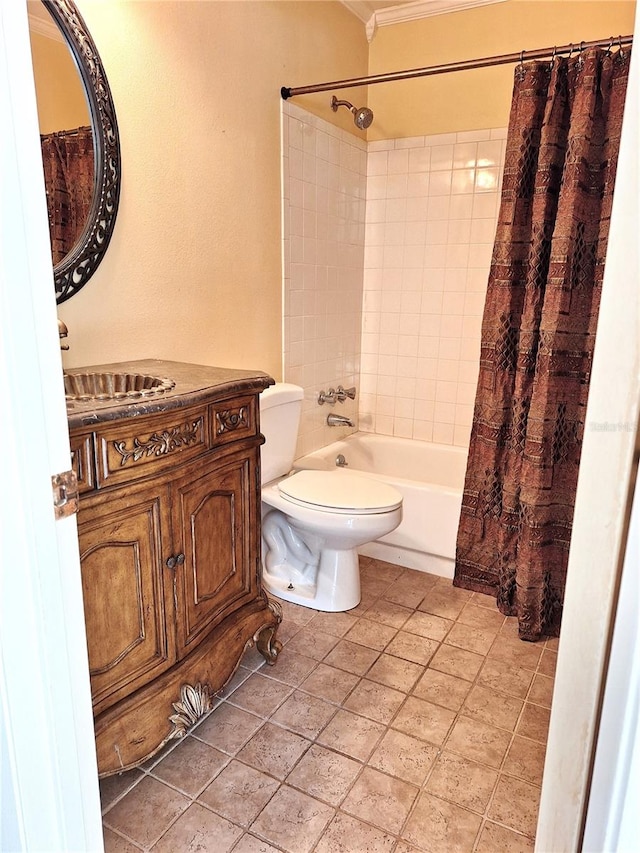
[59,1,368,376]
[368,0,636,139]
[30,30,90,133]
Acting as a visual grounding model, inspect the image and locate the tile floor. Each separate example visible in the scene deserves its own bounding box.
[101,558,557,853]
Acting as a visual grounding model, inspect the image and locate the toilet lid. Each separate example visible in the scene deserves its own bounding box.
[278,470,402,514]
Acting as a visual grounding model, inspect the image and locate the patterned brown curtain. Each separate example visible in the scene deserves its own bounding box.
[40,126,94,265]
[453,47,631,641]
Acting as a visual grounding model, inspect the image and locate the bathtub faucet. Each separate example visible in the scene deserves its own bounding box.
[327,413,354,428]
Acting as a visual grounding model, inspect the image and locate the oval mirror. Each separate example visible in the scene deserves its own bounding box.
[29,0,121,303]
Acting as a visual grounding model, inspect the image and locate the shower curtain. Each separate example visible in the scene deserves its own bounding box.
[453,47,631,641]
[40,126,94,264]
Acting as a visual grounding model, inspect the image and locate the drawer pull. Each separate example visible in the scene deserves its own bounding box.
[166,553,185,570]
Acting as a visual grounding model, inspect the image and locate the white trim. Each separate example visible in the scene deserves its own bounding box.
[341,0,506,41]
[1,1,103,850]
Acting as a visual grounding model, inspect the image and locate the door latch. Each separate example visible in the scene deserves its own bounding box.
[52,469,79,520]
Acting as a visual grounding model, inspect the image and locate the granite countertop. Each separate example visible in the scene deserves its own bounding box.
[65,359,274,430]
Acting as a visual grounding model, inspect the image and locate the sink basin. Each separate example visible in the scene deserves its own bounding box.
[64,371,175,402]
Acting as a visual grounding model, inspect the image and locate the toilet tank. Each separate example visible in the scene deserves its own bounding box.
[259,383,304,485]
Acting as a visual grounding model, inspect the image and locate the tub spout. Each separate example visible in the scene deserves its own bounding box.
[327,413,354,428]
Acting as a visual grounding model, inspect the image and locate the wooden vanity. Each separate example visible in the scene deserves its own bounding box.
[66,360,280,777]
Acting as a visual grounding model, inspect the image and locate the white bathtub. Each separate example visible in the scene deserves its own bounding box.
[294,433,467,577]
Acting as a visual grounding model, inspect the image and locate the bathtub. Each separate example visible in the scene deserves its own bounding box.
[294,433,468,577]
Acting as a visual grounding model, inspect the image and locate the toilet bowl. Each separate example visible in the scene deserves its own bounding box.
[259,384,402,611]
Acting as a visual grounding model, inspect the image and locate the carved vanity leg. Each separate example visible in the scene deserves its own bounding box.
[255,598,283,665]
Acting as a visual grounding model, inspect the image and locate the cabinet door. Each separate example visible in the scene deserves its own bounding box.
[78,482,174,714]
[172,450,256,657]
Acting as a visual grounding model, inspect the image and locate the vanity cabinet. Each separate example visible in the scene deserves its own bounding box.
[66,361,280,777]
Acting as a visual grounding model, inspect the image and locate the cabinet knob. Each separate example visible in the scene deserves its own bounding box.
[176,553,185,565]
[166,553,185,569]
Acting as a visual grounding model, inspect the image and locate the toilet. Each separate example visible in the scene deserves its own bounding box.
[259,383,403,611]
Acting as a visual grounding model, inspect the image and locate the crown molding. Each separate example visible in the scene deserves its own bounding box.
[343,0,507,42]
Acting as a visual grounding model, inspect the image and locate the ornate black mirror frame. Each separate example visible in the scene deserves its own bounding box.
[44,0,121,303]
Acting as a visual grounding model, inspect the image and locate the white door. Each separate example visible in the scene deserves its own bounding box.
[0,2,103,850]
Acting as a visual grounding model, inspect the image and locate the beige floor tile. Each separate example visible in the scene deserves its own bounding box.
[429,643,484,681]
[307,611,358,638]
[286,744,361,806]
[271,690,337,738]
[477,657,533,700]
[193,703,263,754]
[367,653,424,693]
[317,709,386,761]
[527,672,554,708]
[462,684,523,731]
[516,702,551,744]
[457,602,505,631]
[99,768,144,812]
[475,821,535,852]
[412,668,471,711]
[150,802,242,852]
[503,736,547,786]
[368,728,438,785]
[469,590,498,609]
[231,835,283,853]
[383,582,428,609]
[150,735,228,796]
[237,722,311,779]
[360,557,405,584]
[314,812,396,853]
[538,648,558,677]
[344,678,406,724]
[102,828,142,853]
[488,774,541,838]
[279,600,318,627]
[446,715,512,769]
[103,776,190,849]
[394,844,424,853]
[425,751,498,813]
[361,575,395,599]
[545,634,560,651]
[403,610,453,641]
[445,621,497,656]
[392,696,456,746]
[418,586,471,620]
[402,791,482,852]
[324,639,380,675]
[300,662,360,704]
[242,645,270,671]
[344,618,398,651]
[198,759,280,826]
[251,784,334,853]
[259,649,318,686]
[282,627,339,661]
[365,598,413,629]
[342,766,418,834]
[488,636,543,671]
[385,631,439,665]
[278,620,302,645]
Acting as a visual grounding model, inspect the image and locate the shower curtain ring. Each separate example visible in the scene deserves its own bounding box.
[606,36,614,55]
[618,34,625,55]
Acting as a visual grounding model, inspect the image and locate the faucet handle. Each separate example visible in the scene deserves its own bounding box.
[336,385,356,402]
[318,388,336,405]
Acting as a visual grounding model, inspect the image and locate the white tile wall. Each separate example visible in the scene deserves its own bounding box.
[282,105,506,455]
[282,102,367,456]
[360,129,506,447]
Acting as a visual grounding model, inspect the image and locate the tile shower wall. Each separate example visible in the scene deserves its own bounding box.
[360,130,506,446]
[282,102,367,457]
[282,106,506,455]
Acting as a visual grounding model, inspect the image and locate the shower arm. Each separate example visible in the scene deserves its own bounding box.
[280,34,632,99]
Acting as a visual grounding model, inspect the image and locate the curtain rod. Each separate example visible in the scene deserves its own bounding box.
[280,34,633,100]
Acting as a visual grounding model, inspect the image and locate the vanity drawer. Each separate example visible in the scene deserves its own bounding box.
[70,432,95,494]
[210,395,257,447]
[95,405,210,488]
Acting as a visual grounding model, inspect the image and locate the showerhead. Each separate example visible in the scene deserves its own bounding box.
[331,95,374,130]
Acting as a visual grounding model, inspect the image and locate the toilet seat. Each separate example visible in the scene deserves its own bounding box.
[277,470,402,515]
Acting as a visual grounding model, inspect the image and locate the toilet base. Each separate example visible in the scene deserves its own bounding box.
[262,547,361,612]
